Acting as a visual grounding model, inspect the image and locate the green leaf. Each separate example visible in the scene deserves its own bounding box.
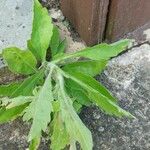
[0,104,28,123]
[27,40,34,54]
[73,101,83,113]
[50,26,67,58]
[69,141,77,150]
[58,74,93,150]
[60,94,93,150]
[88,91,134,117]
[50,26,60,57]
[23,70,54,140]
[53,39,131,63]
[63,71,134,118]
[29,0,53,61]
[50,113,69,150]
[76,39,130,60]
[52,101,60,112]
[0,70,44,98]
[2,47,37,75]
[65,71,117,103]
[29,138,40,150]
[57,38,66,54]
[0,82,21,97]
[0,108,5,115]
[63,60,107,77]
[65,79,91,106]
[0,96,33,109]
[11,71,44,97]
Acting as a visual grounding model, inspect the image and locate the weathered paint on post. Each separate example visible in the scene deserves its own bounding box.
[61,0,150,45]
[61,0,109,45]
[106,0,150,42]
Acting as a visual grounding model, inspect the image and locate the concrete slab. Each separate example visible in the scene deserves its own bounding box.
[0,0,33,52]
[81,44,150,150]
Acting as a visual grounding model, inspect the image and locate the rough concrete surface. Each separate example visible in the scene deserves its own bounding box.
[0,0,32,52]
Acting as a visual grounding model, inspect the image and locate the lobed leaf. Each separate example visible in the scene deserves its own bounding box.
[58,74,93,150]
[2,47,37,75]
[60,94,93,150]
[28,0,53,61]
[23,70,54,140]
[0,96,33,109]
[50,113,69,150]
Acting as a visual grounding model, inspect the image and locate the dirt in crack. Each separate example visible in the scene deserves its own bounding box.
[0,67,25,85]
